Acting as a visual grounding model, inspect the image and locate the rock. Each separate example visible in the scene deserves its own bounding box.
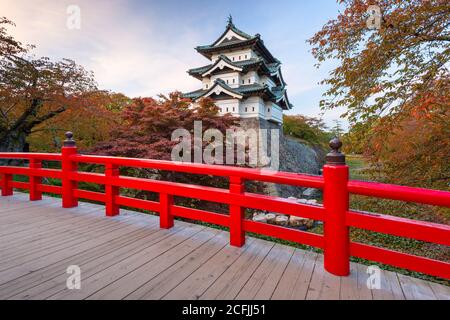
[297,198,308,204]
[306,199,318,205]
[288,196,298,201]
[289,215,315,229]
[238,118,322,199]
[253,214,267,223]
[265,213,277,224]
[305,219,315,228]
[302,188,321,199]
[289,215,308,227]
[274,215,289,226]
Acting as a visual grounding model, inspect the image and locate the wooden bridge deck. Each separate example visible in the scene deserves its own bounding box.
[0,193,448,300]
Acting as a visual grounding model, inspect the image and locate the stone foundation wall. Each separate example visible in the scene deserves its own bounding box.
[238,118,323,198]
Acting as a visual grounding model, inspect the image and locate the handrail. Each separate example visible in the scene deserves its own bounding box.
[0,133,449,280]
[348,180,450,207]
[71,154,325,188]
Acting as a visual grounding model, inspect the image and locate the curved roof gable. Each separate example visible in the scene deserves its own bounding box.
[211,19,253,47]
[194,79,243,101]
[201,55,243,77]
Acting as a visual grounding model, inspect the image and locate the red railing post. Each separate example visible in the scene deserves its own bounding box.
[1,173,13,196]
[29,159,42,201]
[105,163,119,216]
[61,132,78,208]
[323,138,350,276]
[229,176,245,247]
[159,193,174,228]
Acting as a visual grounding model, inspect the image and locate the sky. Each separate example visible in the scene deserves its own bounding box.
[0,0,348,129]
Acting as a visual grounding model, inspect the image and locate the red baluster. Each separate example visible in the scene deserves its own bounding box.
[29,159,42,201]
[229,176,245,247]
[105,163,119,216]
[323,137,350,276]
[160,193,174,228]
[61,132,78,208]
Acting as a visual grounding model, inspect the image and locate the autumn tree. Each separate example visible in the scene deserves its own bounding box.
[28,91,130,152]
[91,93,237,160]
[0,17,97,152]
[89,93,248,212]
[309,0,449,123]
[310,1,449,188]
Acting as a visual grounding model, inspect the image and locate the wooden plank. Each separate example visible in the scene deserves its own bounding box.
[163,238,256,300]
[0,209,118,256]
[47,224,207,300]
[340,262,373,300]
[200,238,274,300]
[86,228,222,300]
[398,273,437,300]
[306,255,341,300]
[0,214,135,270]
[126,232,229,299]
[1,226,155,299]
[235,243,294,300]
[371,269,405,300]
[0,205,103,236]
[0,193,448,301]
[428,282,450,300]
[271,249,318,300]
[6,225,197,300]
[0,216,160,284]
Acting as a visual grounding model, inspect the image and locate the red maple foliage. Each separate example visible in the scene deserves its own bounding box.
[90,92,238,161]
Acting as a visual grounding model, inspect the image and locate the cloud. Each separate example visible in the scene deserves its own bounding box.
[0,0,347,129]
[0,0,204,97]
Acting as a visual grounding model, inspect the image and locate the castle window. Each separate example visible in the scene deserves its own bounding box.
[233,107,235,112]
[206,84,208,89]
[226,107,229,112]
[226,79,229,84]
[242,80,244,84]
[248,79,251,84]
[239,56,241,60]
[245,55,248,59]
[268,108,271,113]
[252,107,255,112]
[232,78,235,84]
[232,57,235,61]
[245,107,248,112]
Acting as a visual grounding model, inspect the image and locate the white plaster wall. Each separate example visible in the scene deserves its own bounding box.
[211,49,255,63]
[240,71,259,85]
[240,96,264,118]
[264,101,283,123]
[202,78,212,90]
[211,72,240,88]
[215,99,240,116]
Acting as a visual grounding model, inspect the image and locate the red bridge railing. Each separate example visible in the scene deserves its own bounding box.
[0,132,449,279]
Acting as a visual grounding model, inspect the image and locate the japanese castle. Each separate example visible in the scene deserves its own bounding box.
[183,17,292,125]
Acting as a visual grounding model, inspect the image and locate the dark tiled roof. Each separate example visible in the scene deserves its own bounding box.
[187,55,281,80]
[182,79,292,110]
[195,23,280,64]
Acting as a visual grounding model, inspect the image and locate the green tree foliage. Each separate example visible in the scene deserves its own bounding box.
[282,115,331,147]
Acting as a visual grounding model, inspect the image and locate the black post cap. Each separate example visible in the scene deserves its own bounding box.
[63,131,76,147]
[326,137,345,165]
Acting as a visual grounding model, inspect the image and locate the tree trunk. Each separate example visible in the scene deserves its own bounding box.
[0,130,29,166]
[0,130,28,153]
